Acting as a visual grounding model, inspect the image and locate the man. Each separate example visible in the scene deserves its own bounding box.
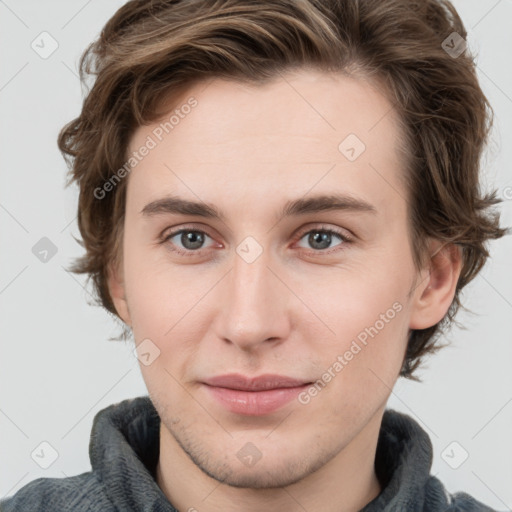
[1,0,508,510]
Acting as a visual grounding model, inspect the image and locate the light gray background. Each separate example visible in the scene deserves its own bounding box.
[1,0,511,509]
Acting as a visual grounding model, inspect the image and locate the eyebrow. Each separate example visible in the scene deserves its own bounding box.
[140,193,377,222]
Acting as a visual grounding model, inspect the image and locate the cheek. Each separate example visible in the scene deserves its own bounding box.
[298,299,409,422]
[123,234,210,335]
[124,245,214,382]
[301,262,411,384]
[303,261,408,338]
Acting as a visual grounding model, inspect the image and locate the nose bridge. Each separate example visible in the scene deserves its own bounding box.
[216,239,289,349]
[230,244,275,321]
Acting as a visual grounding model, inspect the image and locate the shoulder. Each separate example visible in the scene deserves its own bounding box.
[0,472,114,512]
[426,476,498,512]
[446,491,498,512]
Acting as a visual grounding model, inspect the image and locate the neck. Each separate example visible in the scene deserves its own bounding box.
[156,410,384,512]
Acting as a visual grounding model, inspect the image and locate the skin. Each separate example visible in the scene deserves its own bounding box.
[108,68,462,512]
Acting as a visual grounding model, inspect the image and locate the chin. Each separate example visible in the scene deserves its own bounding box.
[196,460,312,489]
[175,431,331,489]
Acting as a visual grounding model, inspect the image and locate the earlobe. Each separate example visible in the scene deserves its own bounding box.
[409,241,463,330]
[107,260,132,327]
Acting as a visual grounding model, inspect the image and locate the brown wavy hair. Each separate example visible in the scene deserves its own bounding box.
[57,0,509,380]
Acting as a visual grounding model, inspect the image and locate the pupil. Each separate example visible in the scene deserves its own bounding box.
[310,231,330,250]
[183,231,204,249]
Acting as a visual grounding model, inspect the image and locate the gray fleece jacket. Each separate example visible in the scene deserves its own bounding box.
[0,396,498,511]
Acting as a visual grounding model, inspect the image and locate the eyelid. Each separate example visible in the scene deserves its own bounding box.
[160,223,220,250]
[293,223,354,243]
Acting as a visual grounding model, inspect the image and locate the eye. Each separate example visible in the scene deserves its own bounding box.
[295,226,351,253]
[161,228,217,256]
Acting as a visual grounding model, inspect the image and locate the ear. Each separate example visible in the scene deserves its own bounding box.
[409,240,463,330]
[107,258,132,327]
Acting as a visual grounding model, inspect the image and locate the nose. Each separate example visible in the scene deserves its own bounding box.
[213,245,291,352]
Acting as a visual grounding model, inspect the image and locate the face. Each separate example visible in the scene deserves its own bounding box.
[109,69,453,489]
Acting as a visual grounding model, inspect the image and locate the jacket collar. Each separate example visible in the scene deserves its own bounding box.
[89,396,176,511]
[361,407,437,511]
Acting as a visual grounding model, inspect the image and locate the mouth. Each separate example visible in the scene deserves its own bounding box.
[201,373,313,416]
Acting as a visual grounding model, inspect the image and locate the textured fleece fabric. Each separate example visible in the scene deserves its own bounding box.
[0,396,497,511]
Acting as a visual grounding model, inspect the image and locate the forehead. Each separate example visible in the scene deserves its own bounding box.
[125,69,407,222]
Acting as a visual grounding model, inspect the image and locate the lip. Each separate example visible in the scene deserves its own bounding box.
[201,373,312,416]
[203,373,309,391]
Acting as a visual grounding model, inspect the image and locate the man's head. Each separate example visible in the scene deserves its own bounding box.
[57,0,509,494]
[57,1,508,489]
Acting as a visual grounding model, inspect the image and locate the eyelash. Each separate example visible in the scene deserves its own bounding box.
[159,224,353,257]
